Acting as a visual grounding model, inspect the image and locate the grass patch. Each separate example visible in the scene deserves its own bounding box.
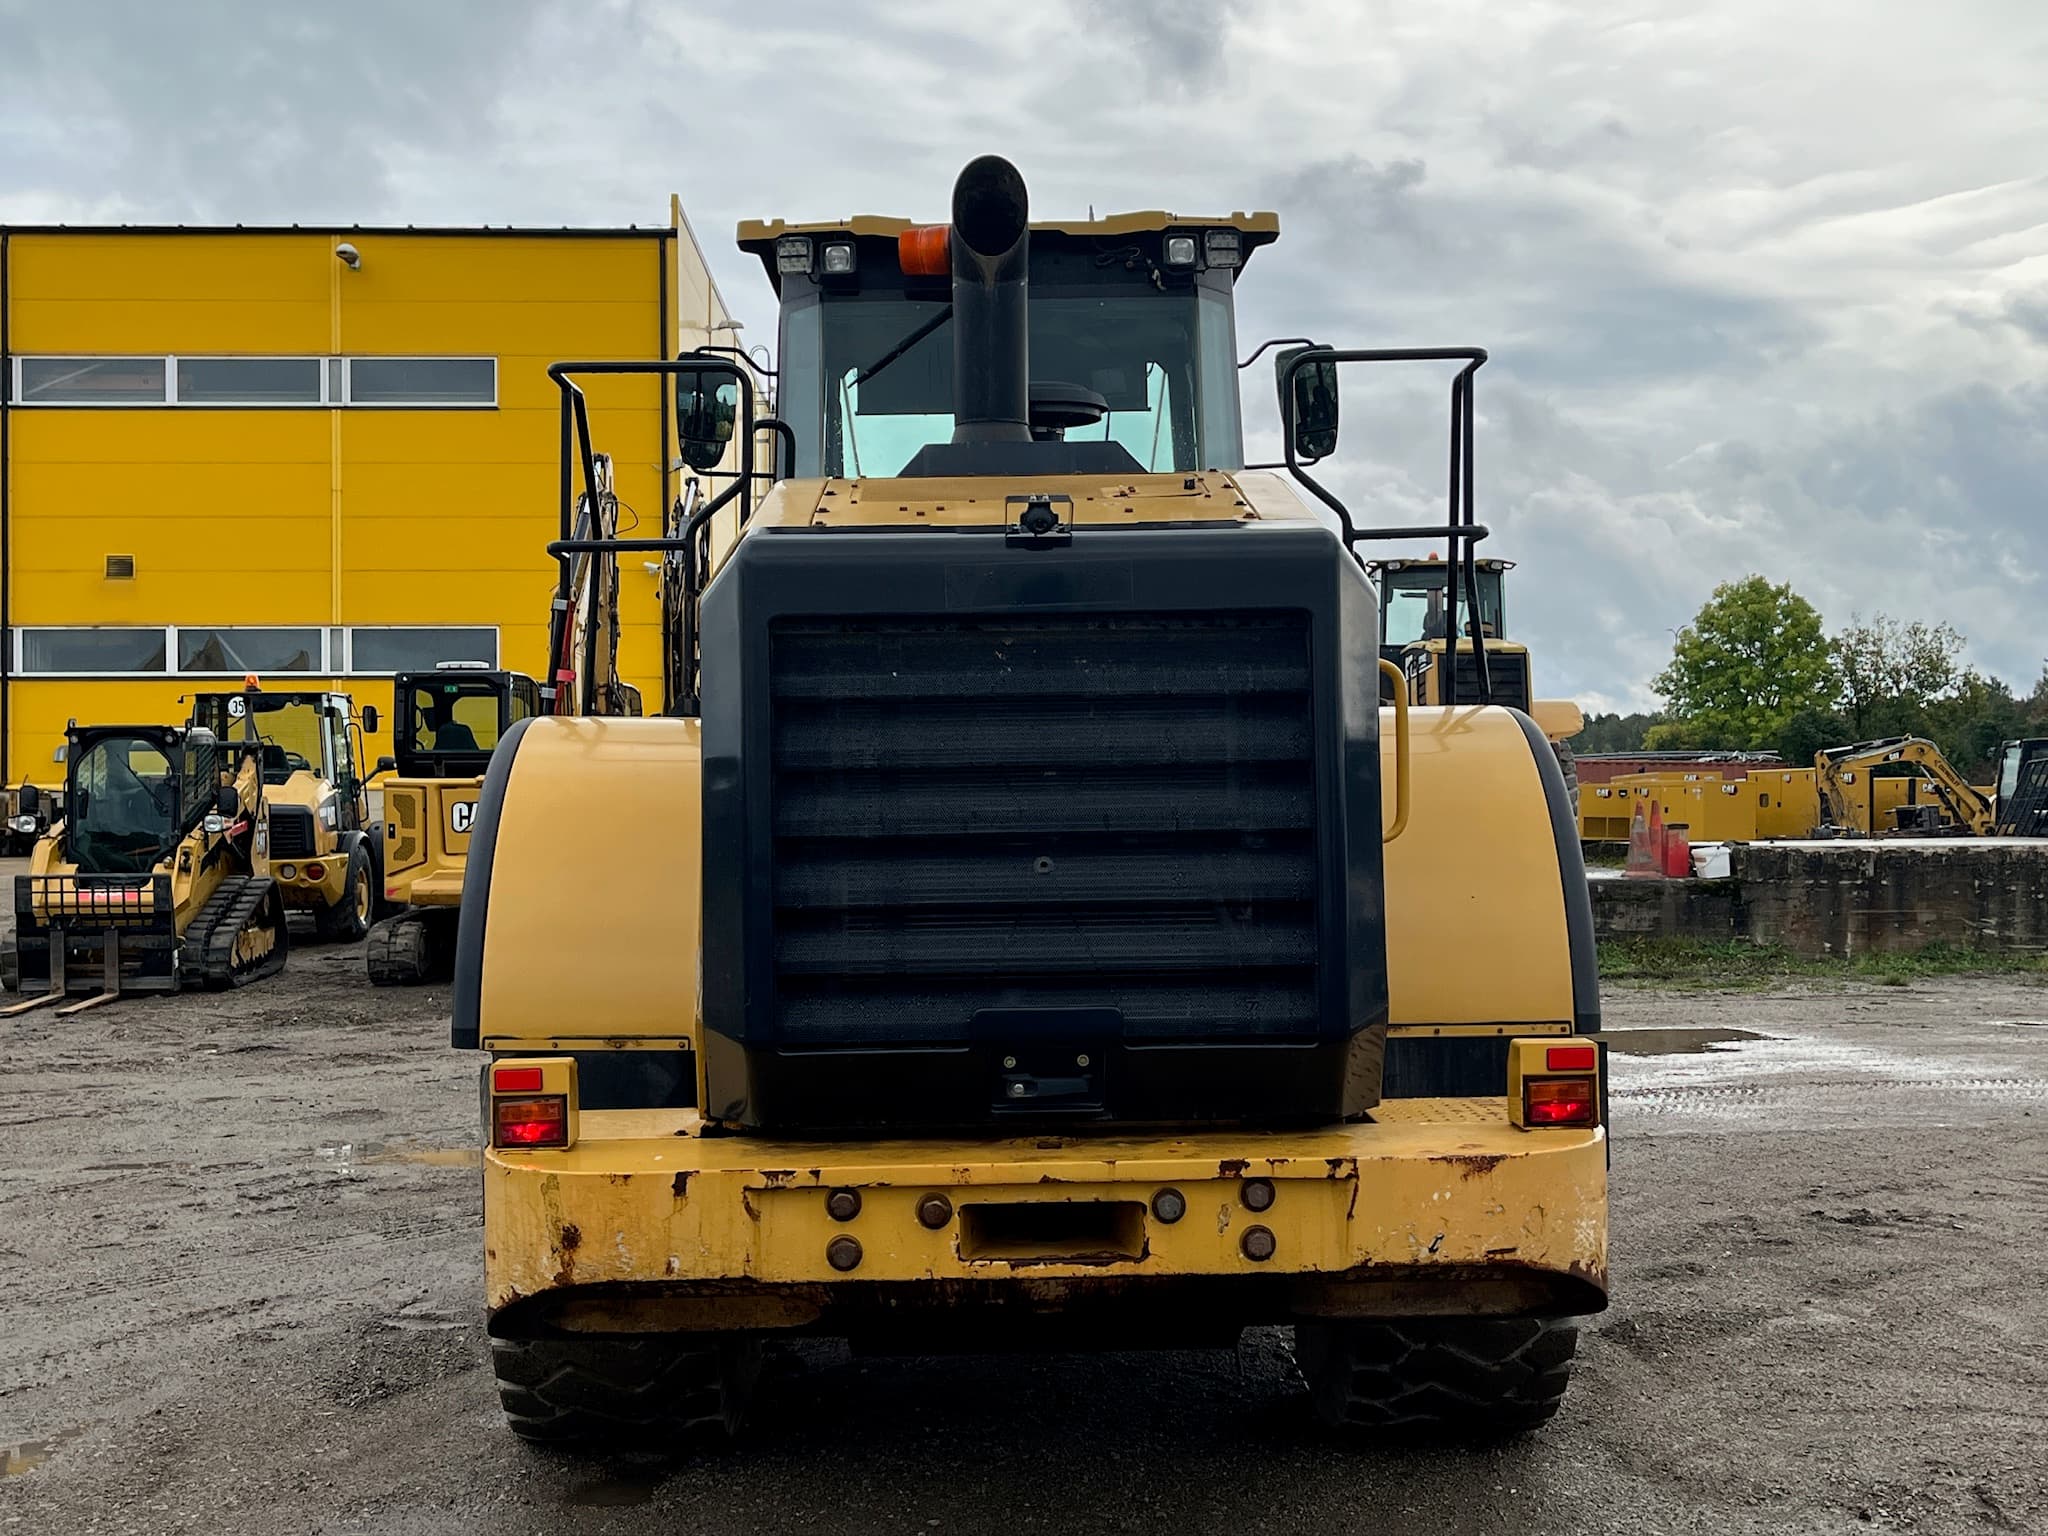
[1598,937,2048,990]
[1580,842,1628,870]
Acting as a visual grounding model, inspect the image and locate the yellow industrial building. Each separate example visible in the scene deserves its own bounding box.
[0,201,739,791]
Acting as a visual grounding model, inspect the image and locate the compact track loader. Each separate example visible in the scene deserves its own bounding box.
[187,687,379,943]
[366,665,539,985]
[455,157,1606,1444]
[3,718,286,1009]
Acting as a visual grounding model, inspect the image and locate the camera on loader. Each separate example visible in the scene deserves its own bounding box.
[454,156,1606,1443]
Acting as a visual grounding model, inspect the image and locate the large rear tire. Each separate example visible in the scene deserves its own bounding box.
[1294,1316,1579,1438]
[315,845,374,944]
[490,1333,763,1445]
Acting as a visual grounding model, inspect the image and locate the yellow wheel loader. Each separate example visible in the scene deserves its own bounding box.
[366,665,540,985]
[2,720,286,1010]
[1368,554,1585,800]
[455,157,1606,1445]
[187,687,380,945]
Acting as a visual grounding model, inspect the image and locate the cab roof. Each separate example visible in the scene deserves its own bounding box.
[737,209,1280,294]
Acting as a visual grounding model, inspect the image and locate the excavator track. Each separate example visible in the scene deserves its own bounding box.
[180,876,289,992]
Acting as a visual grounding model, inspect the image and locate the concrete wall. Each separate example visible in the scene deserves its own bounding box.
[1591,840,2048,956]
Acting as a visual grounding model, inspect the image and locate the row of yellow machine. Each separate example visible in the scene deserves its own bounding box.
[1580,735,2048,844]
[0,666,542,1010]
[11,156,1616,1446]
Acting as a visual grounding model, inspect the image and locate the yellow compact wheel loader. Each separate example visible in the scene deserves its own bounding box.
[2,720,286,1010]
[454,157,1606,1445]
[367,665,540,985]
[187,687,380,945]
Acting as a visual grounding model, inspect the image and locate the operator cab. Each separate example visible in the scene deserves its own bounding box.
[188,690,367,793]
[739,205,1276,478]
[62,725,219,876]
[1369,556,1511,661]
[392,665,540,779]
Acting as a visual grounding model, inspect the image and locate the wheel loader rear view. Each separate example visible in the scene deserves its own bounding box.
[455,156,1606,1443]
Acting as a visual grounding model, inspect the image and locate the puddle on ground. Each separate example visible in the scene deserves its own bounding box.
[1597,1027,1764,1056]
[4,1427,80,1477]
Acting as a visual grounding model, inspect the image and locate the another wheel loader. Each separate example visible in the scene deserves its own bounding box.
[186,686,380,945]
[455,156,1606,1444]
[3,718,286,1010]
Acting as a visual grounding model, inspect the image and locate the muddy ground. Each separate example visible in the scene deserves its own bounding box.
[1,866,2044,1535]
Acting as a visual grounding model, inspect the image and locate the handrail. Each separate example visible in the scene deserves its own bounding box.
[1280,346,1493,708]
[1378,660,1412,842]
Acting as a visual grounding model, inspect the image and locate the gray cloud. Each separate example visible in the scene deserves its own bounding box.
[5,0,2048,712]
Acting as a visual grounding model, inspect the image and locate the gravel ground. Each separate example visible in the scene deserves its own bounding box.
[2,868,2044,1535]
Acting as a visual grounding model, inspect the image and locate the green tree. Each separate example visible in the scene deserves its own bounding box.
[1833,613,1965,737]
[1575,711,1666,754]
[1774,704,1853,766]
[1651,576,1835,750]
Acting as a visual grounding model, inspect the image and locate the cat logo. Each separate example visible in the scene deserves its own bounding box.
[449,801,477,836]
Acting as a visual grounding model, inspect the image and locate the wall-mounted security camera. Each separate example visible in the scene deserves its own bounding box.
[335,242,362,270]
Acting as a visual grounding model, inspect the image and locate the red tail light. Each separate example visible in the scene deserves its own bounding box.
[1546,1044,1597,1072]
[304,861,325,881]
[494,1096,568,1148]
[1525,1077,1598,1127]
[493,1066,544,1093]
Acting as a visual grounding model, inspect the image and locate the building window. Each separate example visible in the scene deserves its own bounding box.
[174,357,325,406]
[177,626,324,674]
[346,627,497,673]
[14,627,170,674]
[15,357,168,405]
[9,355,497,408]
[345,356,496,406]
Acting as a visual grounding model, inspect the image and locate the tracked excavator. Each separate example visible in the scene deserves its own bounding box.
[2,714,286,1009]
[366,665,540,985]
[454,157,1606,1444]
[1816,734,2048,836]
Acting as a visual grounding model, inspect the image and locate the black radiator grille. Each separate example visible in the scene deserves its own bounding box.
[268,805,316,859]
[1449,651,1532,710]
[767,613,1319,1045]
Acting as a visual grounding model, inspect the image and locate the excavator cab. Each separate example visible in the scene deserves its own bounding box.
[367,665,541,987]
[1993,738,2048,836]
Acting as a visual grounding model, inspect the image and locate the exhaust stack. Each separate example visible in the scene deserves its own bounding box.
[948,155,1031,445]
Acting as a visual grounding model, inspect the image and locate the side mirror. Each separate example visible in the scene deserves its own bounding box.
[18,785,39,816]
[376,755,397,775]
[361,704,380,735]
[675,366,741,472]
[215,784,242,818]
[1277,345,1340,460]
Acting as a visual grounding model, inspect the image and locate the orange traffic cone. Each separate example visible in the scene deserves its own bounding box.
[1625,799,1659,879]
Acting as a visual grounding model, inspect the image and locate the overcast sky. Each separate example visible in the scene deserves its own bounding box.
[4,0,2045,711]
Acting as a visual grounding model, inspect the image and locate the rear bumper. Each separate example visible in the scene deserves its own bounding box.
[387,863,465,907]
[484,1101,1607,1337]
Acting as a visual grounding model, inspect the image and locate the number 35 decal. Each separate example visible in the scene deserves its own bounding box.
[449,801,477,835]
